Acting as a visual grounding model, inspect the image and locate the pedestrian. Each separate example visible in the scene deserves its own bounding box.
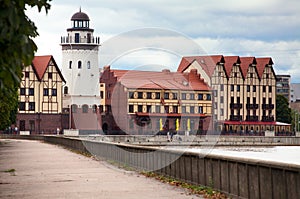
[167,131,171,142]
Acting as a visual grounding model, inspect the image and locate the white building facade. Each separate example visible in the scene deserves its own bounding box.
[60,9,101,130]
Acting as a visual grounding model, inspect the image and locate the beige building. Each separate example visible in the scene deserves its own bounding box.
[100,66,212,135]
[177,55,285,134]
[17,55,67,134]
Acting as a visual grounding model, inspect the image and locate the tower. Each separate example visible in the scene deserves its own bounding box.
[61,9,101,130]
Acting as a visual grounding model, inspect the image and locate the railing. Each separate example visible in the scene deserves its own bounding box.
[246,104,259,109]
[246,115,259,121]
[230,115,242,121]
[230,103,242,109]
[61,36,100,44]
[262,116,274,121]
[262,104,274,110]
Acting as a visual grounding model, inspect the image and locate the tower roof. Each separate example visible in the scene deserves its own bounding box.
[71,9,90,21]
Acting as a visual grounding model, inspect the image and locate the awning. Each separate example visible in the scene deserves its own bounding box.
[223,121,276,125]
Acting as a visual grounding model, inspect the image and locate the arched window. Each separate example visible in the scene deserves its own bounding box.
[78,61,82,69]
[82,104,89,113]
[92,104,97,113]
[64,86,68,94]
[69,61,72,69]
[87,61,91,69]
[71,104,78,113]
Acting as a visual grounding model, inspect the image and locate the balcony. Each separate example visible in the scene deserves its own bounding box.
[246,104,259,109]
[246,115,259,121]
[262,104,274,110]
[230,103,242,109]
[230,115,242,121]
[262,116,274,122]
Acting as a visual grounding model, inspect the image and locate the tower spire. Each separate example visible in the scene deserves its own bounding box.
[79,6,81,12]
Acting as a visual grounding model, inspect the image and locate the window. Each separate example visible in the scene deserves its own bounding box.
[253,85,256,92]
[220,108,224,116]
[164,92,169,99]
[250,73,253,78]
[198,93,203,100]
[220,96,224,103]
[138,92,143,99]
[82,105,89,113]
[269,86,272,92]
[75,33,80,43]
[190,106,195,113]
[29,102,35,111]
[146,92,151,99]
[182,93,186,100]
[247,85,250,92]
[78,61,82,69]
[87,61,91,69]
[220,84,224,91]
[20,88,26,95]
[129,92,134,99]
[48,73,52,79]
[164,106,169,113]
[231,85,234,92]
[52,89,57,96]
[263,86,266,92]
[25,71,29,78]
[43,88,49,96]
[92,105,97,113]
[266,74,269,79]
[237,85,240,92]
[173,106,178,113]
[198,106,203,114]
[234,72,237,77]
[71,104,78,113]
[147,105,151,113]
[64,86,68,94]
[19,102,25,111]
[182,106,186,113]
[155,105,160,113]
[138,105,143,112]
[29,88,34,96]
[69,61,72,69]
[100,91,104,98]
[190,93,195,100]
[206,94,211,100]
[173,93,178,100]
[129,105,134,113]
[155,92,160,99]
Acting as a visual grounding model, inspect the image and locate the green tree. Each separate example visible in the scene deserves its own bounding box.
[0,0,51,130]
[276,94,292,124]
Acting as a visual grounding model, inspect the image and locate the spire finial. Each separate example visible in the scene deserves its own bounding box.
[79,6,81,12]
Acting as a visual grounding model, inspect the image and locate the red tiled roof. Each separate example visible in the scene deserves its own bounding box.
[239,57,256,79]
[177,55,224,77]
[110,68,210,91]
[256,57,274,79]
[223,56,240,78]
[32,55,65,82]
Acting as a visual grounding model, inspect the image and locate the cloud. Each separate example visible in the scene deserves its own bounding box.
[25,0,300,82]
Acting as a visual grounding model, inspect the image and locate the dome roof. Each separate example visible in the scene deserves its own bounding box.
[71,9,90,21]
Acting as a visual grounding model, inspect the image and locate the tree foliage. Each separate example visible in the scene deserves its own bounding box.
[276,94,292,124]
[0,0,51,130]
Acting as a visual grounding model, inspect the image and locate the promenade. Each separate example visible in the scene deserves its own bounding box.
[0,139,199,199]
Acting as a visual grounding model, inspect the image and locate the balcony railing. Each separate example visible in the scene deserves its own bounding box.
[262,116,274,122]
[61,36,100,44]
[246,115,259,121]
[230,103,243,109]
[230,115,242,121]
[246,104,259,109]
[262,104,275,110]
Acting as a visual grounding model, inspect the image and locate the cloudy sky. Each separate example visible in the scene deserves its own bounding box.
[26,0,300,82]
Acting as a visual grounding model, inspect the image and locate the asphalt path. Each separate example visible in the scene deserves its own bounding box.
[0,139,201,199]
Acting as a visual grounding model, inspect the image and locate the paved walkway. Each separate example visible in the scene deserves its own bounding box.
[0,139,201,199]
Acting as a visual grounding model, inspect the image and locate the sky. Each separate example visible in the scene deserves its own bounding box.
[26,0,300,82]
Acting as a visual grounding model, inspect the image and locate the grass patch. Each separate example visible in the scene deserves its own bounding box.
[140,171,228,199]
